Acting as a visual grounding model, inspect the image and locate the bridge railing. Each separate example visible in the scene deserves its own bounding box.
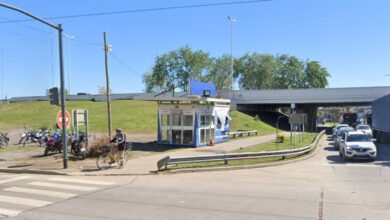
[229,130,258,139]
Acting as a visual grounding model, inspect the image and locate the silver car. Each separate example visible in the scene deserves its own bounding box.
[334,127,354,150]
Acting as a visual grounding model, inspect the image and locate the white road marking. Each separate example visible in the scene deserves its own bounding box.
[0,208,21,217]
[0,176,31,185]
[0,195,51,207]
[3,187,77,199]
[29,181,98,191]
[49,177,115,186]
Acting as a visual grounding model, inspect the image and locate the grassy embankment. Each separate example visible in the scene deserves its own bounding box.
[171,132,318,169]
[0,100,275,135]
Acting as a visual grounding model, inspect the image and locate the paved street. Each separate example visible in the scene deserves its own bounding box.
[2,135,390,219]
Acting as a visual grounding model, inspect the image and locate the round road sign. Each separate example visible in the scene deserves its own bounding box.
[57,110,71,128]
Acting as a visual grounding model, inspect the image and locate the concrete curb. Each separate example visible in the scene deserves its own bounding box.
[164,133,326,175]
[0,168,68,175]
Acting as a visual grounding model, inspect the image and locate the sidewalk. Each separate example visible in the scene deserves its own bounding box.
[71,133,281,176]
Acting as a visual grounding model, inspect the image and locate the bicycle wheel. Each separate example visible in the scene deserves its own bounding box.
[97,154,112,170]
[122,151,130,166]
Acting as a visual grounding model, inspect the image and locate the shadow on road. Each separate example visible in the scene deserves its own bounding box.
[130,141,189,153]
[324,146,336,151]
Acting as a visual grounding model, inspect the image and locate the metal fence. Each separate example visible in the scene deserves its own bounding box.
[157,130,325,171]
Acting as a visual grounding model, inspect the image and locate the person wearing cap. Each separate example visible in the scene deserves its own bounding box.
[110,128,127,168]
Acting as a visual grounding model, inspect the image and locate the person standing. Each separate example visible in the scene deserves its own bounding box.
[110,128,127,168]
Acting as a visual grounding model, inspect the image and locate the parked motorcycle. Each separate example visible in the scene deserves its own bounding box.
[19,128,50,147]
[0,133,9,148]
[71,132,88,160]
[43,134,70,156]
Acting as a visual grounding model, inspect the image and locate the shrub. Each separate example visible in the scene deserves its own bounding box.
[88,135,110,157]
[276,133,285,143]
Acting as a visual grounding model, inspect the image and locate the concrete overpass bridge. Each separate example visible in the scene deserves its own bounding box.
[222,86,390,131]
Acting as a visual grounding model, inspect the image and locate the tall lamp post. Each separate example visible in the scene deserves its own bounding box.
[0,3,68,168]
[63,34,75,96]
[227,16,236,94]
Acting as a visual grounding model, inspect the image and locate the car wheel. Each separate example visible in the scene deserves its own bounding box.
[342,152,348,161]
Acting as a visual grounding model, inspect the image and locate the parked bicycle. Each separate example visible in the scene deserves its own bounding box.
[0,133,9,148]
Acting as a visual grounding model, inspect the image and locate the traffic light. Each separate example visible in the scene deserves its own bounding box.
[49,87,59,105]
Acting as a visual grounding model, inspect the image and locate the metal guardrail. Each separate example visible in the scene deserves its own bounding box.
[157,130,325,171]
[229,130,258,138]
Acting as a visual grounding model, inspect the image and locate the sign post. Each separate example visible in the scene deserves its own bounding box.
[73,109,89,146]
[57,110,70,168]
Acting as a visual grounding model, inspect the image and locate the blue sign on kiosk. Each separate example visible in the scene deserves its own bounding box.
[189,80,217,97]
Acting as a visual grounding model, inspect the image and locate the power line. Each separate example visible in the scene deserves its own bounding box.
[0,15,51,34]
[109,52,141,76]
[0,0,272,23]
[0,27,49,43]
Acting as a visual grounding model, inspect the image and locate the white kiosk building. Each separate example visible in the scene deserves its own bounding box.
[156,96,231,147]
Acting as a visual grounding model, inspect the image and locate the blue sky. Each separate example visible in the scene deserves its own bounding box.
[0,0,390,98]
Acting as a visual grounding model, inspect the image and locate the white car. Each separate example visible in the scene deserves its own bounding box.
[356,124,373,137]
[339,131,376,161]
[333,124,349,137]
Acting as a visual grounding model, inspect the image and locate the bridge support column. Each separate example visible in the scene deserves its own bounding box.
[305,106,318,132]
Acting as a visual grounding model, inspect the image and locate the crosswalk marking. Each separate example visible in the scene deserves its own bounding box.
[0,176,31,185]
[29,181,98,191]
[49,177,115,186]
[0,195,51,207]
[0,208,21,218]
[3,187,77,199]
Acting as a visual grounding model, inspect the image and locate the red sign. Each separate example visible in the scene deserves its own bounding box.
[57,110,71,128]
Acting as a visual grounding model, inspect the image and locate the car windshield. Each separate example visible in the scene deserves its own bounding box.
[337,132,346,139]
[337,125,348,130]
[357,125,370,130]
[347,134,371,142]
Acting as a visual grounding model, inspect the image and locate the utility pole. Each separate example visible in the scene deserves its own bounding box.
[103,32,112,139]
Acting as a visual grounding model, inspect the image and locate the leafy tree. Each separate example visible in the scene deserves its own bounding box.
[143,47,330,92]
[206,55,233,90]
[273,54,305,89]
[303,61,330,88]
[235,53,276,90]
[143,46,212,92]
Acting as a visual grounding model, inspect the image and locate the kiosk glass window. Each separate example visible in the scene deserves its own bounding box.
[183,115,193,127]
[172,130,182,144]
[183,130,193,145]
[160,129,170,144]
[161,114,170,127]
[200,114,206,126]
[172,114,182,126]
[206,115,213,126]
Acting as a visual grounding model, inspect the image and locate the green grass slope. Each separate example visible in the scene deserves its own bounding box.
[0,101,275,135]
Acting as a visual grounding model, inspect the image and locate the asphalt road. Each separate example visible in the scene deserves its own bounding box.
[2,135,390,220]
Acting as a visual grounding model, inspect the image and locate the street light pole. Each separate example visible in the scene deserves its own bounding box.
[63,34,75,96]
[0,3,68,168]
[227,16,236,92]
